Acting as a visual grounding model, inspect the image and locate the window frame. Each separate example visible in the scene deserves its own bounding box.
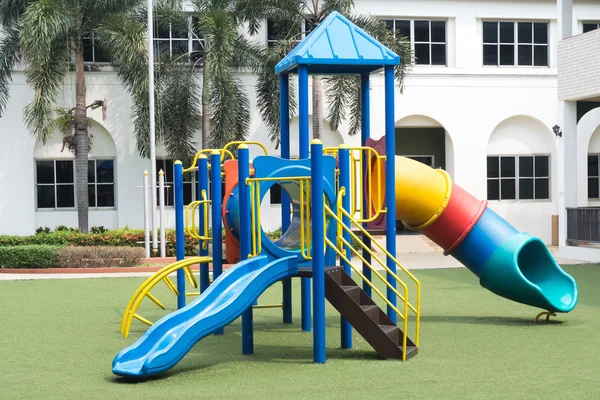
[87,159,117,209]
[155,159,197,207]
[380,18,448,67]
[152,17,205,62]
[34,158,117,211]
[486,154,551,202]
[587,154,600,200]
[583,22,600,34]
[482,20,549,68]
[83,32,110,64]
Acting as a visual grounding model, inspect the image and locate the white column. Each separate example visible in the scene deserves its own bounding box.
[557,0,573,40]
[159,169,166,258]
[143,170,150,258]
[557,100,577,248]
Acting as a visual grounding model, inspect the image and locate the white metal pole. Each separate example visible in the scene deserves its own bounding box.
[143,170,150,258]
[147,0,158,254]
[159,169,166,258]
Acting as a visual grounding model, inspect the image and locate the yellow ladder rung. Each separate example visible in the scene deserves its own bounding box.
[163,277,179,296]
[133,313,153,327]
[145,292,166,310]
[186,292,200,297]
[252,304,284,309]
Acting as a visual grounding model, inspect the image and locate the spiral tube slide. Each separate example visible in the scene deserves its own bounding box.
[369,155,578,313]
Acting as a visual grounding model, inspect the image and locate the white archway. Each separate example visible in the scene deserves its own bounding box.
[579,108,600,204]
[487,115,555,155]
[33,120,117,159]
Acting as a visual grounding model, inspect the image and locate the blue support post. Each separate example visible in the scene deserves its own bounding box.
[384,66,397,324]
[280,73,292,324]
[238,145,253,354]
[174,161,186,309]
[210,150,224,334]
[311,140,326,363]
[298,65,311,332]
[360,73,372,298]
[198,155,210,293]
[338,146,352,349]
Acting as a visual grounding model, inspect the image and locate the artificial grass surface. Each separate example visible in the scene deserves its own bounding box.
[0,265,599,399]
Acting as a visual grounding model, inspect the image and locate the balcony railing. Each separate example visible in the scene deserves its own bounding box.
[566,207,600,244]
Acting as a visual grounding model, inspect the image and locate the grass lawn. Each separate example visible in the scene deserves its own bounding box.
[1,265,599,399]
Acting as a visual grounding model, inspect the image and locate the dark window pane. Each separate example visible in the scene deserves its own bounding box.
[535,178,549,199]
[534,23,548,44]
[534,46,548,66]
[191,40,204,62]
[166,187,174,207]
[157,160,174,182]
[83,37,94,62]
[500,22,514,43]
[94,42,109,62]
[183,182,193,205]
[37,186,55,208]
[384,19,393,31]
[431,44,446,65]
[155,23,170,39]
[500,44,515,65]
[96,160,114,183]
[414,20,430,42]
[431,21,446,42]
[535,156,549,177]
[519,178,534,199]
[483,44,498,65]
[36,161,54,184]
[270,184,282,205]
[88,160,95,183]
[56,185,75,208]
[395,20,411,41]
[191,17,202,39]
[56,161,74,184]
[519,157,534,177]
[154,40,170,57]
[501,157,515,177]
[583,23,598,33]
[88,184,96,207]
[588,155,599,176]
[501,179,516,200]
[415,44,430,65]
[487,180,500,200]
[487,157,499,178]
[483,22,498,43]
[172,40,188,55]
[518,22,533,43]
[97,184,114,207]
[588,177,599,199]
[518,45,533,66]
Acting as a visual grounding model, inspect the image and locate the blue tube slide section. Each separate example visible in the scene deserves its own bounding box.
[112,256,298,378]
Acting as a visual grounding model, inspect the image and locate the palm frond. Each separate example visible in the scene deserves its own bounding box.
[235,0,306,35]
[320,0,353,19]
[0,24,21,116]
[0,0,28,25]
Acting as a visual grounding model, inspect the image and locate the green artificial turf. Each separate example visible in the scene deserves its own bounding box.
[1,265,599,399]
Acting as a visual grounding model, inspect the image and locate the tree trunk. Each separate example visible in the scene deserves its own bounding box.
[201,44,210,149]
[74,45,89,233]
[312,75,323,141]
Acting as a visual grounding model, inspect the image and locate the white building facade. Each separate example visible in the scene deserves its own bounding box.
[1,0,600,257]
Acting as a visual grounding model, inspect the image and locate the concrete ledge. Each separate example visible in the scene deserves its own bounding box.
[558,246,600,263]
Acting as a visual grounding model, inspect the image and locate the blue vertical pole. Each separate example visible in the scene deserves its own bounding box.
[384,66,397,324]
[298,65,311,332]
[198,155,210,293]
[360,73,372,298]
[311,140,326,363]
[174,161,186,309]
[280,73,292,324]
[210,150,224,334]
[338,146,352,349]
[238,145,253,354]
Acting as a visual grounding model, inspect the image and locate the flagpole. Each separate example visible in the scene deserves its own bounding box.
[147,0,158,254]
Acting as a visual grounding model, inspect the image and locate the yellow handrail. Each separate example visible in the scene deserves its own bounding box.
[222,141,268,157]
[120,257,210,338]
[185,149,236,172]
[184,191,211,249]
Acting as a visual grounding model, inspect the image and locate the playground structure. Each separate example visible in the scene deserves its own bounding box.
[113,12,578,378]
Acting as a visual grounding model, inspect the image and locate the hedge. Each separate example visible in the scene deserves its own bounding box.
[0,245,60,269]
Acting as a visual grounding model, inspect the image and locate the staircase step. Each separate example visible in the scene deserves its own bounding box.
[340,285,361,303]
[378,324,401,343]
[360,305,380,323]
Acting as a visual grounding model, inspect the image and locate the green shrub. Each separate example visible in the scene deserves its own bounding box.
[55,246,144,268]
[90,225,108,234]
[0,245,60,269]
[35,226,52,235]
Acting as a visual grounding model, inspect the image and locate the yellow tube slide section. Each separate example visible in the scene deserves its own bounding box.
[370,156,452,230]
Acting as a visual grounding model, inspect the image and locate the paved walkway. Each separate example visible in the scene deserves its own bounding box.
[0,235,587,281]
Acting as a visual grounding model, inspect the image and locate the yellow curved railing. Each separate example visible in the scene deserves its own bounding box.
[120,257,210,338]
[185,149,235,172]
[222,141,268,157]
[324,146,386,223]
[184,190,211,249]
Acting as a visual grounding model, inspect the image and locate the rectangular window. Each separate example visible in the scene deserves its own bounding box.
[483,21,548,67]
[156,159,197,206]
[266,19,313,48]
[88,160,116,208]
[382,19,447,66]
[486,155,550,201]
[153,17,205,61]
[588,155,600,199]
[583,22,600,33]
[83,33,109,63]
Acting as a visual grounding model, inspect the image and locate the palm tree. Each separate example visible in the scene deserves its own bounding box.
[237,0,412,143]
[0,0,204,232]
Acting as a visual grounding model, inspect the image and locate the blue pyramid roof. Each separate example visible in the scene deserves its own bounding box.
[275,11,400,75]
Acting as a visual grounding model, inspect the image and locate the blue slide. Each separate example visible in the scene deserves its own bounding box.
[112,255,298,377]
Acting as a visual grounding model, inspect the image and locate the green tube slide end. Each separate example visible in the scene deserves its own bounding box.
[479,233,578,313]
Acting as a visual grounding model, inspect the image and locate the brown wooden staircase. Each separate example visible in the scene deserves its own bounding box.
[301,266,418,360]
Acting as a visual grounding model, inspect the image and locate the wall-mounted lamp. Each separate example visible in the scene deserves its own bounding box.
[553,124,562,138]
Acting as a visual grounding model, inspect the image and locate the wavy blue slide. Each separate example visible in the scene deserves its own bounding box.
[112,255,298,377]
